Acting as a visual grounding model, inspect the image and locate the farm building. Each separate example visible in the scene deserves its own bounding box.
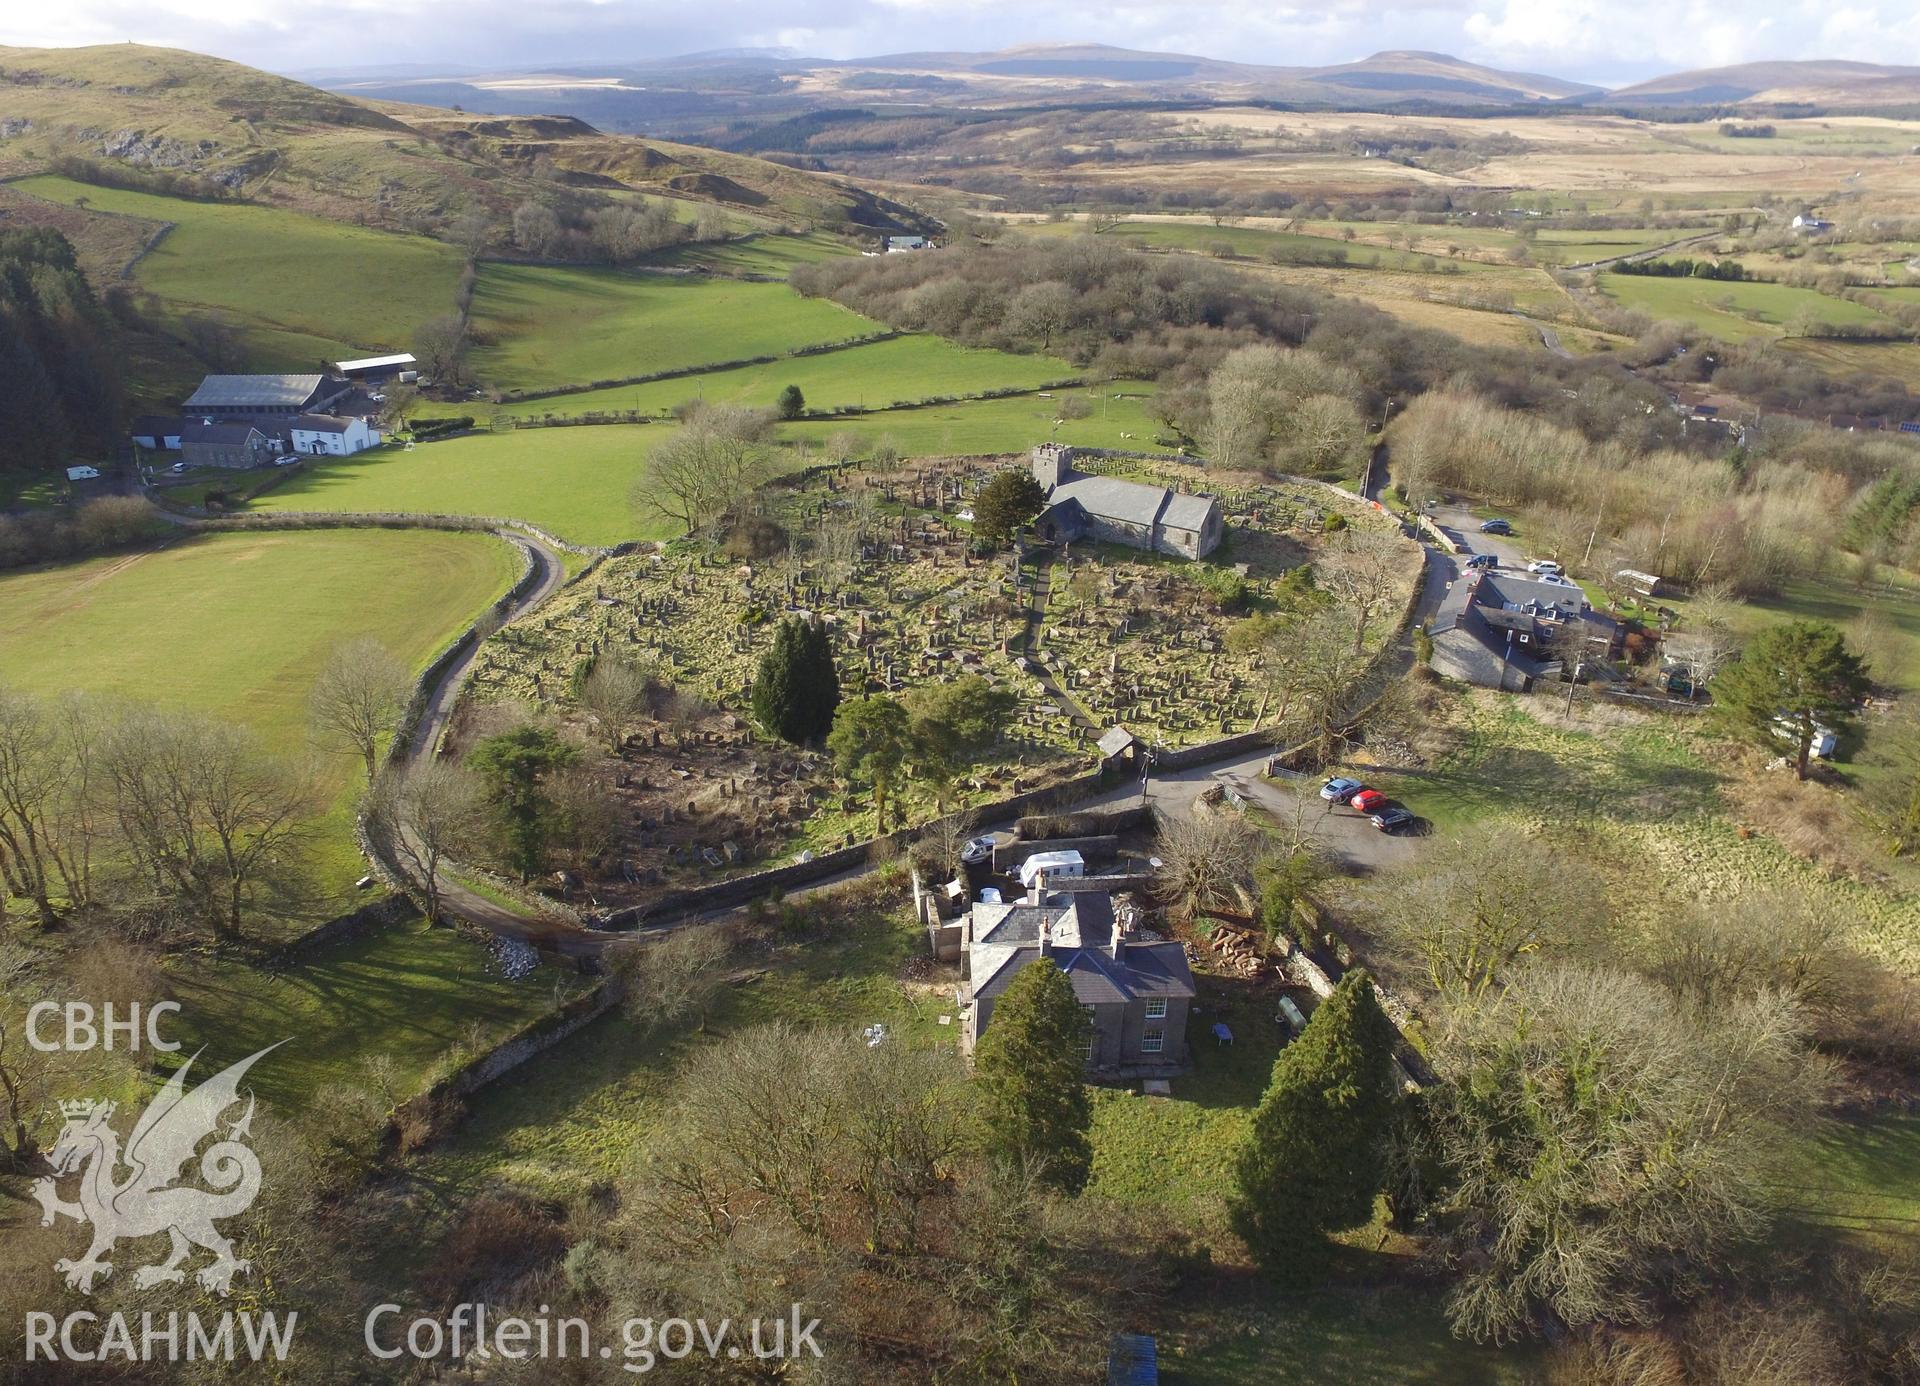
[129,416,184,451]
[884,234,929,252]
[1791,214,1835,234]
[182,373,349,418]
[1029,444,1224,560]
[960,887,1195,1076]
[1429,568,1621,692]
[291,414,381,457]
[179,421,283,471]
[334,353,416,383]
[1617,568,1667,598]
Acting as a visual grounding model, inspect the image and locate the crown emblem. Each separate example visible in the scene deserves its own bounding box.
[58,1098,110,1121]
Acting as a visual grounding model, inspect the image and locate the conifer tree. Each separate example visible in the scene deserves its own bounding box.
[973,960,1093,1193]
[752,616,840,743]
[1231,969,1398,1275]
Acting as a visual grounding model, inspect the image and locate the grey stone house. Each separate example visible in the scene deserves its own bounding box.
[1029,443,1224,560]
[961,888,1196,1077]
[1429,568,1621,691]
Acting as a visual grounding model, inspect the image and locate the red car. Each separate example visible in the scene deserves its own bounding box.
[1349,788,1388,814]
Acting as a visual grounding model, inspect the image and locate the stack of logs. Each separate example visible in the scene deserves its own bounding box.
[1208,920,1271,979]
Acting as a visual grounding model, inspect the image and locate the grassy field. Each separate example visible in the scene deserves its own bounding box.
[1598,272,1896,339]
[1011,216,1500,275]
[779,385,1167,456]
[250,429,679,545]
[166,923,587,1115]
[0,528,518,919]
[1773,1112,1920,1253]
[14,175,464,363]
[647,229,854,275]
[259,390,1168,545]
[425,334,1085,421]
[467,264,878,392]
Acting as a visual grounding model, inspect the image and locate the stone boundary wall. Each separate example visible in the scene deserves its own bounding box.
[387,977,625,1140]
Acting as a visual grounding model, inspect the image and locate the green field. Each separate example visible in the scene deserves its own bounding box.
[780,385,1167,456]
[431,335,1084,420]
[467,263,878,391]
[258,388,1166,544]
[0,528,518,917]
[250,429,677,545]
[167,923,588,1114]
[1598,272,1896,339]
[647,229,854,275]
[14,175,464,364]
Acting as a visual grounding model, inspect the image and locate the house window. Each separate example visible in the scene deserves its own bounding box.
[1144,998,1167,1020]
[1141,1027,1164,1054]
[1079,1037,1095,1061]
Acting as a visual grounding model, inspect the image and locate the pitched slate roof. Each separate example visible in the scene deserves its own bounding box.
[182,421,267,445]
[293,413,356,433]
[969,891,1193,1006]
[184,374,325,410]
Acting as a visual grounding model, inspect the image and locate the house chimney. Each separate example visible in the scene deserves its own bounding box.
[1027,870,1045,906]
[1111,917,1127,964]
[1037,920,1052,957]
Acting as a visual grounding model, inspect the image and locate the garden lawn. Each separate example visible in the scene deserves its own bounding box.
[422,334,1084,421]
[0,529,519,926]
[250,428,683,546]
[1598,272,1896,340]
[467,264,878,392]
[14,175,464,363]
[164,923,588,1117]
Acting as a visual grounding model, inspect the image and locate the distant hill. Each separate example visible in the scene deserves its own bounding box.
[314,42,1604,129]
[0,44,921,233]
[1604,59,1920,106]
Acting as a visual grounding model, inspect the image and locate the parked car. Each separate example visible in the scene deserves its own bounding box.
[1370,807,1416,834]
[1350,788,1388,815]
[959,834,997,865]
[168,461,186,474]
[1479,518,1512,535]
[1526,559,1564,576]
[1464,553,1499,570]
[1319,776,1364,803]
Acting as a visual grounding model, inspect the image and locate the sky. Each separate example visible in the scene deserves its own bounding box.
[4,0,1920,87]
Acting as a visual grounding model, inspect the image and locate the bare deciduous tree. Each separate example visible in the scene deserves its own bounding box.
[1358,825,1611,998]
[578,657,659,755]
[102,709,315,940]
[610,925,733,1036]
[1153,807,1259,920]
[371,759,487,924]
[1431,965,1831,1343]
[633,404,775,538]
[1319,527,1412,653]
[309,638,412,785]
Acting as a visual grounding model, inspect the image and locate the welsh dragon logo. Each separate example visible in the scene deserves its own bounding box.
[30,1044,283,1296]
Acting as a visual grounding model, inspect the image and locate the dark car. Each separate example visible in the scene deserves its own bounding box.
[1370,807,1417,833]
[1464,553,1499,570]
[1479,518,1513,535]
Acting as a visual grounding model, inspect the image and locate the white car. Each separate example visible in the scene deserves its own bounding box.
[959,834,998,865]
[1526,560,1564,577]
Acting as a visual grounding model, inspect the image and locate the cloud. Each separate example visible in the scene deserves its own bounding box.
[2,0,1917,83]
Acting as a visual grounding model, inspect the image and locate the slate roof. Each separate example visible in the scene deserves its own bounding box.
[1160,490,1219,533]
[293,413,356,433]
[969,892,1193,1007]
[1097,726,1140,758]
[130,415,183,439]
[184,374,325,410]
[183,421,268,445]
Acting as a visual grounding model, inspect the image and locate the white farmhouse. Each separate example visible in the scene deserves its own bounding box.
[290,413,381,457]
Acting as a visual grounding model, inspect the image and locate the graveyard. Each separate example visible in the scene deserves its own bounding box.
[456,450,1407,902]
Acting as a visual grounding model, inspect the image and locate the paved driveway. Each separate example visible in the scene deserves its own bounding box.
[1426,503,1526,568]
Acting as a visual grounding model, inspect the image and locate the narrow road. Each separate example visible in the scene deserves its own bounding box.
[1510,311,1572,359]
[382,531,621,958]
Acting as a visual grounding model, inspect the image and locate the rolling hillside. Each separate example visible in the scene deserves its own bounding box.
[1606,60,1920,107]
[0,44,922,233]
